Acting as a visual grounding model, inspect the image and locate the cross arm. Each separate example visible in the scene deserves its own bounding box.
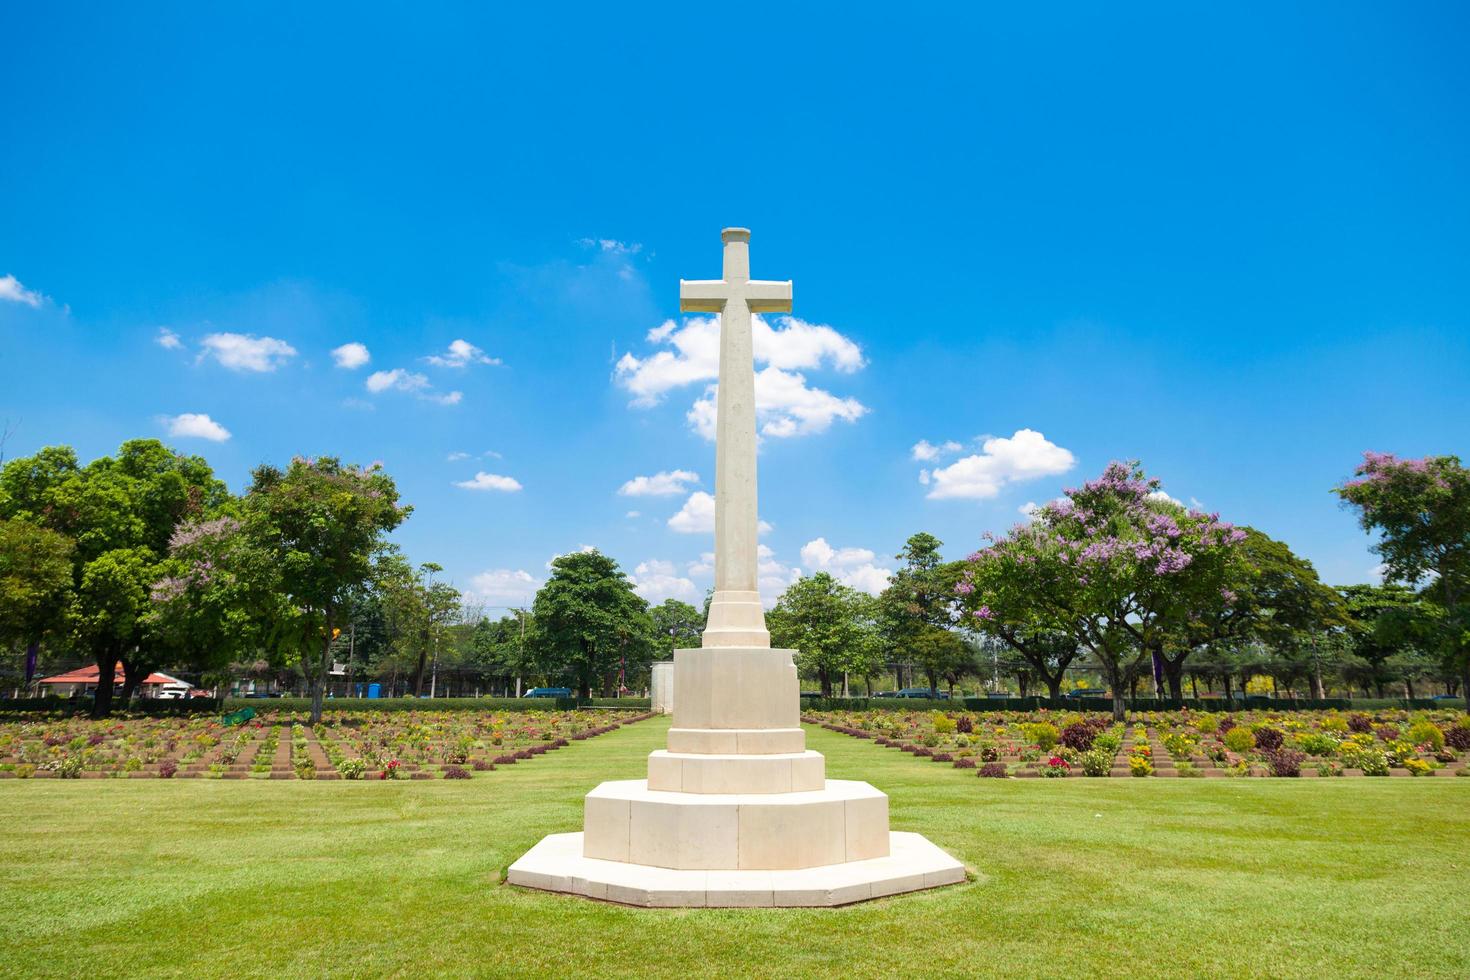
[744,279,793,313]
[680,279,728,313]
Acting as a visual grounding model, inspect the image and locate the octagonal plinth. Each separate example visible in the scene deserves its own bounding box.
[583,778,889,870]
[508,831,966,907]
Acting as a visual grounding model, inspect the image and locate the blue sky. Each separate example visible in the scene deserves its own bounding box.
[3,3,1468,611]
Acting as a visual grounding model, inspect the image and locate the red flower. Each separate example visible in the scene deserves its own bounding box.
[1047,755,1069,768]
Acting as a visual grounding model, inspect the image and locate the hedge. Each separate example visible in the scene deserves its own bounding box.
[0,696,221,717]
[219,696,652,713]
[797,695,1464,713]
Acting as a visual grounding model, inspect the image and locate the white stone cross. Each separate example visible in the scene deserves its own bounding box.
[680,228,791,649]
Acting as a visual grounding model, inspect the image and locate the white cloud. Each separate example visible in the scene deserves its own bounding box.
[619,469,700,497]
[0,274,45,307]
[668,491,715,534]
[426,338,499,368]
[911,439,963,462]
[366,369,428,393]
[665,491,768,535]
[454,472,523,492]
[628,559,698,603]
[447,451,471,461]
[331,342,371,369]
[1019,501,1040,519]
[687,552,714,576]
[198,332,297,372]
[425,390,463,406]
[159,412,231,442]
[468,568,540,606]
[686,367,868,441]
[1147,489,1183,507]
[578,238,643,255]
[616,314,868,441]
[625,510,640,518]
[924,429,1076,500]
[799,537,893,595]
[757,544,802,607]
[155,327,183,350]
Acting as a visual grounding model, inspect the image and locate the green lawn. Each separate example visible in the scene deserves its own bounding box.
[1,717,1465,979]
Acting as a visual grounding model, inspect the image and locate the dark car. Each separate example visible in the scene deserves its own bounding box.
[894,687,949,699]
[799,691,823,699]
[1066,689,1109,699]
[523,687,572,698]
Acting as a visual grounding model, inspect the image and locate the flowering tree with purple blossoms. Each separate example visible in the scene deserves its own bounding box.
[1336,452,1470,705]
[958,461,1246,720]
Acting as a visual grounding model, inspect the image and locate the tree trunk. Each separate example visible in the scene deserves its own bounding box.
[412,645,428,697]
[1404,677,1415,701]
[1190,674,1199,699]
[1045,673,1063,700]
[119,657,147,704]
[309,636,331,725]
[1310,666,1325,701]
[1163,658,1185,704]
[1222,673,1232,704]
[925,668,938,696]
[818,668,832,698]
[90,652,119,719]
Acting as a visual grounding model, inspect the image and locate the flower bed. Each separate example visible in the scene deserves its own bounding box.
[804,708,1470,779]
[0,709,650,781]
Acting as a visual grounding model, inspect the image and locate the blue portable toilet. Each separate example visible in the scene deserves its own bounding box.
[367,683,381,699]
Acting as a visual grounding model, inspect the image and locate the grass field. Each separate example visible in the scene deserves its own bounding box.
[1,716,1466,979]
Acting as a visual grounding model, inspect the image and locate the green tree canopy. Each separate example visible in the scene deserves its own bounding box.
[529,550,653,697]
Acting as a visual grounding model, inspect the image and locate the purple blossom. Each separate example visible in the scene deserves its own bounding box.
[974,605,995,620]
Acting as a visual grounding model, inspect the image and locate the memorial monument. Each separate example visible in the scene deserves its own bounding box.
[508,228,965,907]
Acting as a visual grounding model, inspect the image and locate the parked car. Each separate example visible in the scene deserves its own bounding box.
[1065,689,1109,699]
[1431,694,1463,702]
[799,691,823,699]
[893,687,949,699]
[523,687,572,698]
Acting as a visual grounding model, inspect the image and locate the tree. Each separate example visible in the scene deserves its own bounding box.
[879,532,962,691]
[243,457,408,723]
[769,572,879,697]
[529,550,653,697]
[1335,583,1430,697]
[378,555,462,696]
[0,519,74,682]
[1337,452,1470,707]
[960,462,1247,720]
[650,598,705,655]
[0,440,225,716]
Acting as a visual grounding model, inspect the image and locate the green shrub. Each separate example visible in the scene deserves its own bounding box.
[1193,715,1219,735]
[1129,756,1153,777]
[1093,731,1122,754]
[1407,721,1444,752]
[1176,762,1203,778]
[1161,732,1198,758]
[1223,727,1255,754]
[1079,749,1114,777]
[337,758,367,780]
[931,712,956,735]
[294,760,316,780]
[1023,722,1059,751]
[1296,732,1339,757]
[1403,758,1432,776]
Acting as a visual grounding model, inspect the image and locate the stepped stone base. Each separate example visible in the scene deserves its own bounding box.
[584,778,888,870]
[508,831,966,907]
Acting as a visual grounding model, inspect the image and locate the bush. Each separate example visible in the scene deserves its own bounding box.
[1346,713,1374,734]
[442,766,471,779]
[1296,732,1339,757]
[953,758,976,769]
[1161,732,1198,759]
[294,760,316,780]
[1176,762,1203,778]
[1254,727,1284,752]
[1444,724,1470,751]
[472,759,495,771]
[1042,756,1070,778]
[1403,758,1432,777]
[158,760,177,779]
[1023,722,1059,751]
[1217,715,1236,734]
[1079,749,1113,777]
[1265,749,1306,777]
[1193,715,1220,735]
[1359,750,1390,777]
[493,754,517,765]
[1060,722,1097,751]
[56,757,82,779]
[955,715,974,734]
[1129,756,1153,777]
[337,758,366,780]
[1223,727,1255,754]
[978,762,1008,778]
[1407,720,1445,751]
[932,712,956,735]
[1093,730,1122,755]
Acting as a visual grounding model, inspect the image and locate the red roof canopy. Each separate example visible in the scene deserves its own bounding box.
[37,665,183,686]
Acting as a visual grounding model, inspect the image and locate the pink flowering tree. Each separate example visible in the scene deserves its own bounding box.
[1336,452,1470,704]
[958,461,1246,719]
